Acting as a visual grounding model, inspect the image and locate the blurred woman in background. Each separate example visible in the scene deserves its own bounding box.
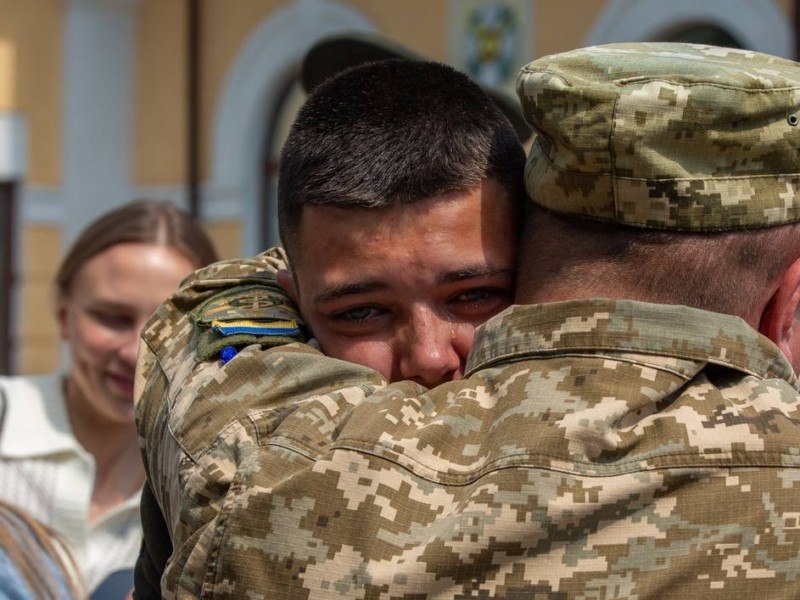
[0,200,218,598]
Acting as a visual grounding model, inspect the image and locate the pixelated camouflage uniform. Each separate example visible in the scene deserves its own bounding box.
[137,262,800,599]
[134,248,388,598]
[136,42,800,599]
[519,43,800,232]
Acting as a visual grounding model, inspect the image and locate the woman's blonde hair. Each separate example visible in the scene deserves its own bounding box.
[56,199,219,297]
[0,500,86,599]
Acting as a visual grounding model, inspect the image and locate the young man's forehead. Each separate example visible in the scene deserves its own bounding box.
[290,180,516,266]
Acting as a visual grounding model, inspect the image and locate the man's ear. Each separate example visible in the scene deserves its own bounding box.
[276,268,299,304]
[759,257,800,371]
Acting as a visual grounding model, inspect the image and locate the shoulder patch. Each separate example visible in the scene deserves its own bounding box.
[191,284,307,361]
[211,319,300,337]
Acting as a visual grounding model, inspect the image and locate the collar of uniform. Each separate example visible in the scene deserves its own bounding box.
[0,373,83,458]
[466,299,797,386]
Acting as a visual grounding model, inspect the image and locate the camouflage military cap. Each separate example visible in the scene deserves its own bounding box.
[517,42,800,230]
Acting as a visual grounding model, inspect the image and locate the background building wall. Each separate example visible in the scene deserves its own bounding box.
[0,0,63,373]
[0,0,63,185]
[19,225,60,372]
[352,0,451,61]
[5,0,797,374]
[537,0,606,56]
[135,0,188,187]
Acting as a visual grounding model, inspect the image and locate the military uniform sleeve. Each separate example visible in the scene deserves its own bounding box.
[133,247,387,598]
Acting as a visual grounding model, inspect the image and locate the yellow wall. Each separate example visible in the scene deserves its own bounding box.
[199,0,290,183]
[206,220,245,261]
[537,0,606,56]
[0,40,14,109]
[0,0,62,373]
[18,225,60,374]
[135,0,188,185]
[0,0,62,185]
[135,0,465,187]
[348,0,450,61]
[135,0,292,186]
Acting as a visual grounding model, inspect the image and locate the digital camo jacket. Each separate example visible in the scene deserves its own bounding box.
[135,250,800,599]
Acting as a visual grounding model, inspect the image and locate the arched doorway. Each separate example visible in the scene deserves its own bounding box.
[258,78,305,249]
[209,1,375,255]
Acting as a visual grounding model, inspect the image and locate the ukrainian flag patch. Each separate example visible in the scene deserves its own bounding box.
[211,319,300,337]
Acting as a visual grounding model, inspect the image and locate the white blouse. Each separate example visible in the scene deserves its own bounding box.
[0,373,142,594]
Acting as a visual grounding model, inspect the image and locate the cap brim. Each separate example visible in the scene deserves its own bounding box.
[301,33,533,144]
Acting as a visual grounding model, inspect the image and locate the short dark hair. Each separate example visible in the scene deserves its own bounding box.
[278,59,525,258]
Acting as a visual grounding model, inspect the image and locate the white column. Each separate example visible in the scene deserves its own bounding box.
[0,113,26,181]
[62,0,138,244]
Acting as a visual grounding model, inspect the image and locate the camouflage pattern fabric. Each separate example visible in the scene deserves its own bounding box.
[136,272,800,598]
[134,248,389,597]
[518,42,800,231]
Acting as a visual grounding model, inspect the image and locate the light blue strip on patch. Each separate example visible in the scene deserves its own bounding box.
[212,319,300,337]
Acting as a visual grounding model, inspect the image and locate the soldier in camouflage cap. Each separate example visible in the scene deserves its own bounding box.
[516,42,800,361]
[136,43,800,599]
[519,42,800,231]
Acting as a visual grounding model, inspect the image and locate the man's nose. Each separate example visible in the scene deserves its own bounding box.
[397,310,463,387]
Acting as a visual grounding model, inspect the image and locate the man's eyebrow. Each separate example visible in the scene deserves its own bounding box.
[313,280,389,305]
[438,265,513,285]
[312,266,512,305]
